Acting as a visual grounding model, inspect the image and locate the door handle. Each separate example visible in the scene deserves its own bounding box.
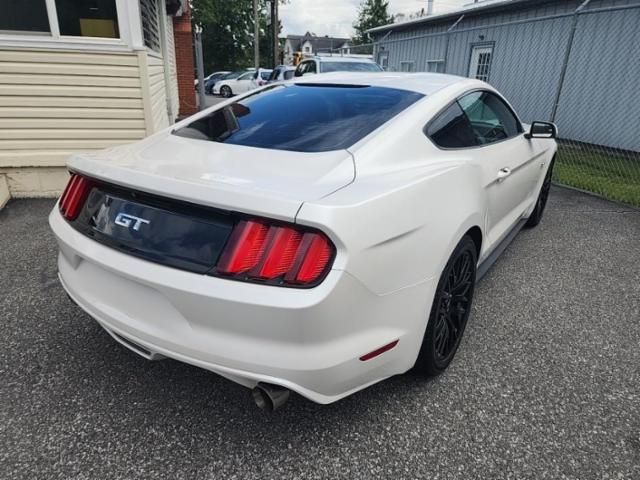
[497,167,512,181]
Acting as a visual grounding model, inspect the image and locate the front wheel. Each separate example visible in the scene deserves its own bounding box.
[415,236,477,376]
[525,157,555,228]
[220,85,232,98]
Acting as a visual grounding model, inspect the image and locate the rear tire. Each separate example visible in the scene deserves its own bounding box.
[415,236,477,376]
[220,85,232,98]
[525,158,555,228]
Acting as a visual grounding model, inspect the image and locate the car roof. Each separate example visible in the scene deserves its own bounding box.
[290,72,474,96]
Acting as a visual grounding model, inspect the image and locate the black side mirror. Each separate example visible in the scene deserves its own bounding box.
[525,121,557,139]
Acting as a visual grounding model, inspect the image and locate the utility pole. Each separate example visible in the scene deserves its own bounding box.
[271,0,279,68]
[253,0,259,68]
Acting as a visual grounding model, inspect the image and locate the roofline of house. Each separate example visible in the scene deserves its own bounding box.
[367,0,535,34]
[285,34,350,42]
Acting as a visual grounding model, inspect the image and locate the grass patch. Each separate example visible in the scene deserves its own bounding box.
[554,144,640,207]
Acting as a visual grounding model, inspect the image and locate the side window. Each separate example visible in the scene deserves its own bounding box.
[238,72,253,81]
[427,103,478,149]
[458,91,522,144]
[283,70,294,80]
[295,62,307,76]
[306,61,317,74]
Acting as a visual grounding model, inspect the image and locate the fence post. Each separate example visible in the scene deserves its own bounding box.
[550,0,592,122]
[442,14,464,74]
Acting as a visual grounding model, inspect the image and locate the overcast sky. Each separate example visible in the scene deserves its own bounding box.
[280,0,469,38]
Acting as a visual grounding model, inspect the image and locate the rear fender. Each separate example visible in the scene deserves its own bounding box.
[296,162,485,296]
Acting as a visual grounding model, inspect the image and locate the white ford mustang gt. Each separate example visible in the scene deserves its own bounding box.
[50,73,557,410]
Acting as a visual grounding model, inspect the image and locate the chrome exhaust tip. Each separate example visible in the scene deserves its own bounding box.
[252,382,290,411]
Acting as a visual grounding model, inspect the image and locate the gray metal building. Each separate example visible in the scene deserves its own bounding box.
[369,0,640,152]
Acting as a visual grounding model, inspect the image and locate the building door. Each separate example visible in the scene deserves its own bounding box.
[377,51,389,70]
[468,45,493,82]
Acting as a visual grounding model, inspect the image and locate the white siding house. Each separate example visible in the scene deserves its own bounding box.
[0,0,185,207]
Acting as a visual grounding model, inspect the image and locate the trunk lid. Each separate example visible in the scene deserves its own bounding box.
[67,131,355,221]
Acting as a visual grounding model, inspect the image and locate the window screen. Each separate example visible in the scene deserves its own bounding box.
[140,0,161,51]
[175,85,424,153]
[0,0,50,33]
[56,0,119,38]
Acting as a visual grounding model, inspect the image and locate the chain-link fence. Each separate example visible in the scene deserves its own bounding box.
[327,1,640,207]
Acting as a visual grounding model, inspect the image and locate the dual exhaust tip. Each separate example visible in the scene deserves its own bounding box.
[252,382,290,411]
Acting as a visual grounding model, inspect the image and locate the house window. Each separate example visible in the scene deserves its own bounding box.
[469,45,493,82]
[426,60,444,73]
[0,0,50,33]
[140,0,161,51]
[400,61,415,72]
[304,46,311,53]
[56,0,120,38]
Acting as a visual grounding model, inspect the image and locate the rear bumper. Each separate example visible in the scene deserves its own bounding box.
[50,208,435,404]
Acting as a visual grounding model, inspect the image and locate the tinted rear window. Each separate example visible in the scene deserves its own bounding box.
[174,84,424,152]
[320,62,382,73]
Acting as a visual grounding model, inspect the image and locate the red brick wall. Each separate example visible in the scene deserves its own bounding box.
[173,4,197,117]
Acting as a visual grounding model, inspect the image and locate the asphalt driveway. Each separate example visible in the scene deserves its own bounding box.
[1,187,639,479]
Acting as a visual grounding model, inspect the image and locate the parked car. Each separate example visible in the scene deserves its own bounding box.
[212,69,256,97]
[267,65,296,84]
[203,71,231,94]
[50,73,557,411]
[195,71,229,88]
[294,56,383,77]
[250,68,273,89]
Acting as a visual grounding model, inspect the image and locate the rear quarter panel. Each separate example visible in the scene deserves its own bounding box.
[296,85,487,295]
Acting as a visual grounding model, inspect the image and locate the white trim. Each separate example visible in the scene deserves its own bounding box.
[124,0,146,50]
[137,50,155,135]
[44,0,61,37]
[158,0,175,121]
[0,35,132,52]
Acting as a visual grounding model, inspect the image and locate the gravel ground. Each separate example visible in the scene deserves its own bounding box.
[1,187,639,480]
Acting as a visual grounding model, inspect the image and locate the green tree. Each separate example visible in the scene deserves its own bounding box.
[353,0,394,45]
[191,0,284,72]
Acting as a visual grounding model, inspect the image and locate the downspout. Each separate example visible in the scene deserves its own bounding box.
[550,0,592,122]
[442,14,464,74]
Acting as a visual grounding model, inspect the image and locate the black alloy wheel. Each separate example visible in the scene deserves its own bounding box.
[525,157,555,228]
[415,236,477,375]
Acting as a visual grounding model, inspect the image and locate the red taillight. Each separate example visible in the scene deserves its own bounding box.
[217,220,269,274]
[59,173,93,220]
[216,219,334,286]
[250,226,302,279]
[287,233,333,284]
